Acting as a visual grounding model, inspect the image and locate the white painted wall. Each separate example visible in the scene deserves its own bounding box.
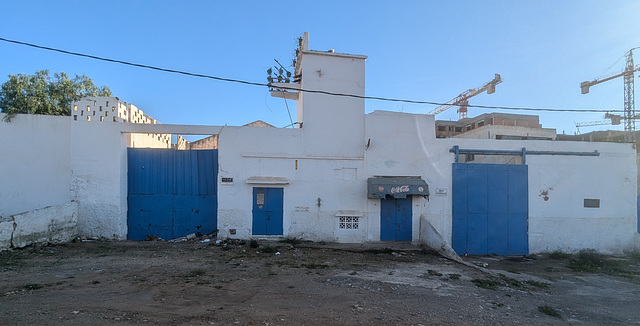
[70,121,128,239]
[298,51,367,158]
[0,114,72,217]
[363,111,437,242]
[217,125,369,242]
[430,138,637,254]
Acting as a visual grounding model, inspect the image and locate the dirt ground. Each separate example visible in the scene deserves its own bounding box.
[1,239,639,326]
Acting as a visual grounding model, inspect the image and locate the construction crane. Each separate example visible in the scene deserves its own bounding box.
[574,113,639,134]
[580,48,640,142]
[428,74,502,120]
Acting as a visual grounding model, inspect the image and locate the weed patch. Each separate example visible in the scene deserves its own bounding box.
[280,237,303,246]
[472,279,501,290]
[524,280,549,289]
[24,283,44,290]
[498,274,522,289]
[538,305,561,318]
[364,248,394,255]
[187,269,206,277]
[301,262,329,269]
[550,250,571,260]
[568,249,633,278]
[260,246,278,254]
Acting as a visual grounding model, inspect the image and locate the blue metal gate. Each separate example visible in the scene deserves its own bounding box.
[127,149,218,240]
[380,197,412,241]
[452,163,528,255]
[252,187,283,235]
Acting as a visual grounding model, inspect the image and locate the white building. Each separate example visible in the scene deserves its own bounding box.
[72,96,171,149]
[1,33,638,255]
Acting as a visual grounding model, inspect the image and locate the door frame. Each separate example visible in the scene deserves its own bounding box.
[380,196,413,241]
[251,187,284,236]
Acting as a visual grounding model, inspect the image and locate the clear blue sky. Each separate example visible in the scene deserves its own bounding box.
[1,1,639,135]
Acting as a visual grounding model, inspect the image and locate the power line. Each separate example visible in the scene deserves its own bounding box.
[0,36,625,114]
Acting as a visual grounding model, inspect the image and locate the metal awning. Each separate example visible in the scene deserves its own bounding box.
[367,177,429,199]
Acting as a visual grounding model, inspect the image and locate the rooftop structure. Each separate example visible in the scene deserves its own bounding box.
[435,112,556,140]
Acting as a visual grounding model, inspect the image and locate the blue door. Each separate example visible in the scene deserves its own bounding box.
[380,197,412,241]
[252,187,283,235]
[127,149,217,240]
[452,163,528,255]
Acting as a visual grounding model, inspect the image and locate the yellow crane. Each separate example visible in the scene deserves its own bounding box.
[581,48,640,141]
[428,74,502,120]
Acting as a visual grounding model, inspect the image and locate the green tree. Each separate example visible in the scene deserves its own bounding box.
[0,70,112,122]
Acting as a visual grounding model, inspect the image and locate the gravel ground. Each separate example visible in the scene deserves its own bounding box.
[1,239,639,325]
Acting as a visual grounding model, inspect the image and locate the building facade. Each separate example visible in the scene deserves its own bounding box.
[1,33,638,254]
[436,113,556,140]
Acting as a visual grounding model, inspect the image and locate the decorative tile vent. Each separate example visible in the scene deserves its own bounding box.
[339,216,359,230]
[335,210,362,230]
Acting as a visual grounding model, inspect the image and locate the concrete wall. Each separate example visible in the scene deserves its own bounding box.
[298,51,367,158]
[430,139,637,254]
[0,114,79,249]
[455,124,557,140]
[218,106,637,254]
[70,122,129,239]
[0,114,72,217]
[363,111,436,242]
[1,202,79,250]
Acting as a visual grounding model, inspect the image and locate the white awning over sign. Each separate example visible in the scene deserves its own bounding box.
[245,176,290,185]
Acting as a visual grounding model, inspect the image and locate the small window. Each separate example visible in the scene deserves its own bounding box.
[477,120,485,127]
[437,126,447,132]
[339,216,359,229]
[87,116,91,121]
[99,106,103,111]
[87,106,90,111]
[584,199,600,208]
[465,125,471,131]
[256,189,265,209]
[106,101,109,107]
[73,105,77,111]
[455,127,462,132]
[73,115,77,120]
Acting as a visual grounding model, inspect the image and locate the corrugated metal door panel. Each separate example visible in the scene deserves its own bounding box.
[452,163,528,255]
[508,166,528,214]
[173,195,217,238]
[395,197,412,241]
[452,164,468,213]
[452,213,468,254]
[127,149,218,240]
[487,213,508,254]
[507,213,528,255]
[487,166,508,214]
[467,213,488,255]
[467,165,488,213]
[127,194,173,240]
